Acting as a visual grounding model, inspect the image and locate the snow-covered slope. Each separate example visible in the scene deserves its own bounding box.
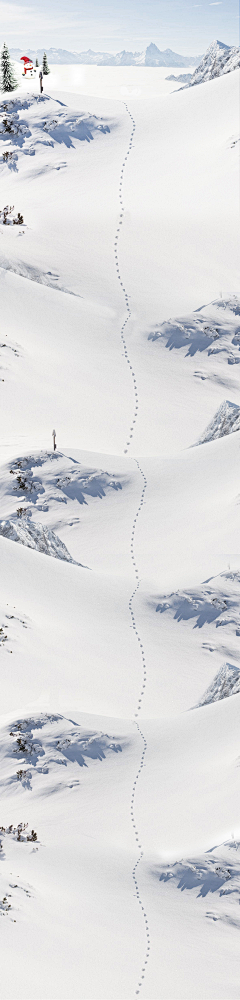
[0,66,239,999]
[188,39,240,86]
[0,72,239,459]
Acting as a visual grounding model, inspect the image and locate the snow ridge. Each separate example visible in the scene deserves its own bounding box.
[115,104,138,455]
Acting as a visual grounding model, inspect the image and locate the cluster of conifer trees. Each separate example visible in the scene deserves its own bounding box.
[0,44,50,92]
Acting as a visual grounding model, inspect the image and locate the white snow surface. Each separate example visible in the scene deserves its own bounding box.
[0,66,239,999]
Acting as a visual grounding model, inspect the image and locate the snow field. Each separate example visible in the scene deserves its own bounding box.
[0,75,239,458]
[0,65,239,998]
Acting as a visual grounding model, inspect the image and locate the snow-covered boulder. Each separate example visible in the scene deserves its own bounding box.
[166,73,193,83]
[0,518,80,563]
[187,39,240,87]
[197,663,240,707]
[197,400,240,445]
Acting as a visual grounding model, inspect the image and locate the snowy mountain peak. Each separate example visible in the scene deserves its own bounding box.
[188,37,240,86]
[197,662,240,707]
[208,39,230,53]
[197,400,240,445]
[146,43,161,54]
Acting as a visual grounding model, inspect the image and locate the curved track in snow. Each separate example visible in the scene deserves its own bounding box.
[115,105,150,996]
[114,104,138,456]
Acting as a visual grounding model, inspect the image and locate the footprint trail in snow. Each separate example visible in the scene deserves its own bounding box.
[114,117,150,994]
[114,104,138,456]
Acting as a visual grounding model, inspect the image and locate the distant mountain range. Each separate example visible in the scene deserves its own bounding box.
[10,42,202,68]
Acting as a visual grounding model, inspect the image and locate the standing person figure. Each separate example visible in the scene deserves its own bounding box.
[39,69,43,93]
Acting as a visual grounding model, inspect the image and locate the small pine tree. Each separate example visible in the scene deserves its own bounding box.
[42,52,50,75]
[0,42,18,92]
[35,57,39,67]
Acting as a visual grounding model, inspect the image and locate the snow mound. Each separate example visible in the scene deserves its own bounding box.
[0,518,80,563]
[148,296,240,362]
[0,95,111,160]
[197,400,240,445]
[187,40,240,87]
[197,663,240,707]
[0,713,123,792]
[1,451,123,508]
[158,838,240,910]
[155,569,240,632]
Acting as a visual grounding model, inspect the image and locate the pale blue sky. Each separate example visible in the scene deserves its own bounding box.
[0,0,239,54]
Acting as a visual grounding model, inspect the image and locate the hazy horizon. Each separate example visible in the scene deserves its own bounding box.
[0,0,238,57]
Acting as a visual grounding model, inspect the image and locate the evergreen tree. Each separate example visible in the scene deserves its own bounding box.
[0,42,18,92]
[42,52,50,75]
[35,57,39,67]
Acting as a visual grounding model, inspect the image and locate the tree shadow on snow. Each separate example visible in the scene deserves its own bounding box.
[7,453,123,508]
[0,99,110,154]
[159,856,240,899]
[155,592,235,629]
[56,473,122,505]
[5,715,122,780]
[148,300,240,361]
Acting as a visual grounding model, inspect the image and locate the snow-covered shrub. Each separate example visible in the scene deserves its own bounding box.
[0,205,24,225]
